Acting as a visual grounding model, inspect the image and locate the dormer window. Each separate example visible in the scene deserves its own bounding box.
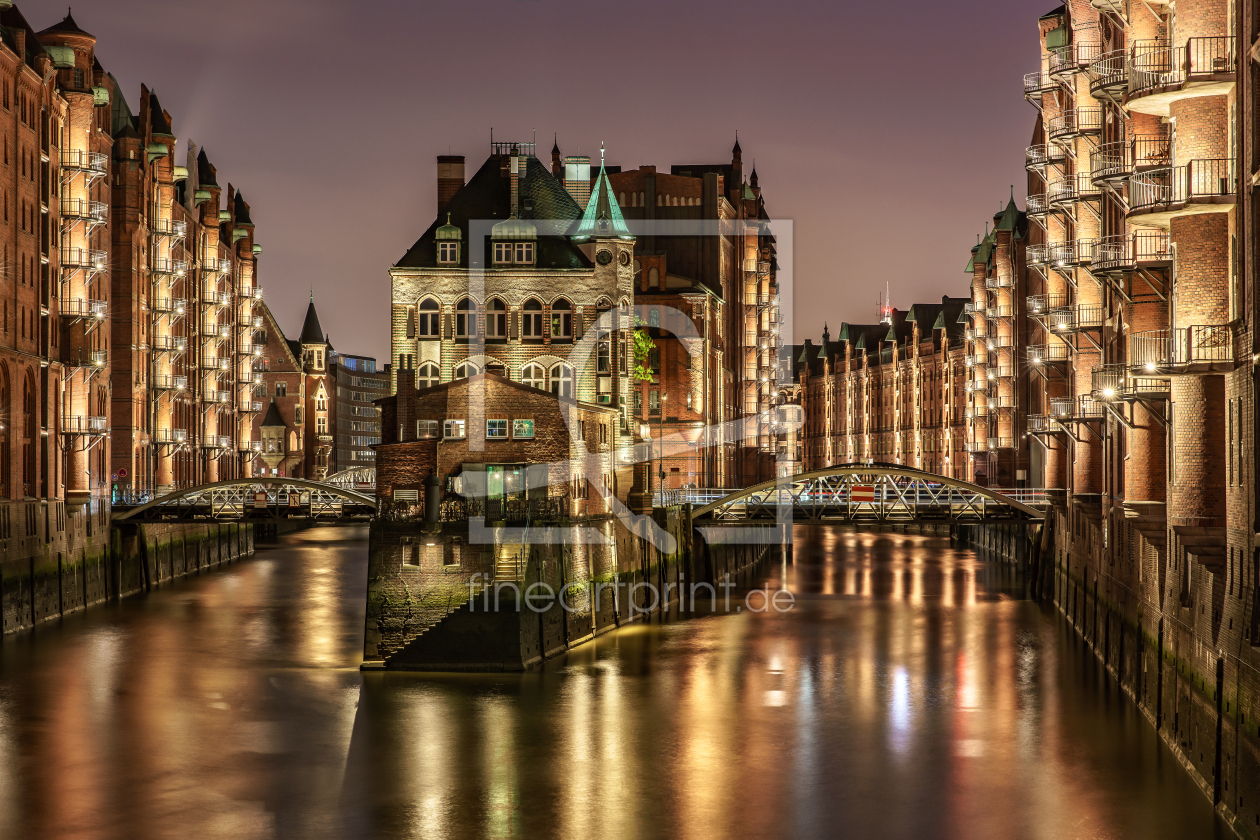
[494,242,513,264]
[514,242,534,264]
[435,212,462,265]
[439,241,460,264]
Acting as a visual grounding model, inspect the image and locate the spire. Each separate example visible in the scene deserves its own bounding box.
[551,133,560,155]
[572,146,632,241]
[300,295,325,345]
[732,132,742,156]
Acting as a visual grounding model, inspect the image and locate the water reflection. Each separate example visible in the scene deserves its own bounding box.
[0,525,1227,839]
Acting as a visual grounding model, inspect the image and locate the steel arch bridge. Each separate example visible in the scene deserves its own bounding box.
[324,467,376,492]
[111,477,377,522]
[691,464,1046,524]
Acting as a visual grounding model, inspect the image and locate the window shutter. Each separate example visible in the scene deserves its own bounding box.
[509,310,519,340]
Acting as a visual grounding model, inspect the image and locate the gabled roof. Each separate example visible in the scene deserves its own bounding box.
[109,74,136,137]
[234,190,253,225]
[148,92,173,137]
[395,154,590,270]
[197,148,218,188]
[299,295,325,345]
[573,161,633,240]
[37,11,92,38]
[3,5,49,70]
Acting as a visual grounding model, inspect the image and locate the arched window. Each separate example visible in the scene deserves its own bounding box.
[522,363,545,389]
[549,363,573,399]
[551,299,572,341]
[618,192,625,206]
[417,298,440,337]
[416,363,440,389]
[523,298,543,339]
[455,298,474,338]
[454,361,479,379]
[486,298,507,339]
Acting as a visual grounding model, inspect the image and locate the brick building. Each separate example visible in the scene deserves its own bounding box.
[374,370,619,519]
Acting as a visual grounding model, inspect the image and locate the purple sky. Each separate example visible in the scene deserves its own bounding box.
[71,0,1040,361]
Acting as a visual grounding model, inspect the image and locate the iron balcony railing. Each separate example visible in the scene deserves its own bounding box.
[963,302,976,316]
[988,305,1012,318]
[1048,41,1099,78]
[965,440,989,454]
[152,297,186,315]
[1047,107,1103,143]
[994,366,1015,379]
[968,403,990,419]
[89,350,107,368]
[239,439,263,453]
[60,298,107,320]
[207,390,232,405]
[1048,239,1095,268]
[153,259,188,277]
[201,290,232,306]
[201,435,232,449]
[1130,330,1170,370]
[987,437,1014,451]
[1027,293,1070,315]
[1132,134,1173,170]
[1091,363,1126,400]
[1027,244,1051,265]
[1130,37,1237,97]
[1026,192,1049,217]
[1091,231,1171,270]
[1050,397,1076,418]
[1023,71,1059,98]
[1130,325,1233,368]
[204,258,233,276]
[151,217,187,238]
[982,334,1013,349]
[1028,343,1071,364]
[251,315,264,328]
[153,334,187,352]
[62,415,107,434]
[200,356,226,370]
[60,247,108,272]
[1027,415,1053,432]
[1129,160,1237,214]
[60,197,107,224]
[60,149,108,175]
[153,375,188,391]
[990,395,1015,409]
[1049,303,1104,332]
[240,401,264,414]
[1087,48,1127,95]
[1090,141,1131,184]
[153,429,188,445]
[1048,173,1101,207]
[1026,143,1066,171]
[1126,376,1171,398]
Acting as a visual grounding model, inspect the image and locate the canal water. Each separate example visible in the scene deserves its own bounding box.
[0,525,1227,839]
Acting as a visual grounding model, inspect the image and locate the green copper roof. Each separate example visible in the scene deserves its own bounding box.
[996,195,1021,231]
[435,212,462,241]
[932,312,946,330]
[572,162,633,241]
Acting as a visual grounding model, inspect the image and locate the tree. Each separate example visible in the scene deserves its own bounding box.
[632,316,656,385]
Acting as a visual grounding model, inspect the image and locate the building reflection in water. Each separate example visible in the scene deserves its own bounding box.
[0,524,1225,840]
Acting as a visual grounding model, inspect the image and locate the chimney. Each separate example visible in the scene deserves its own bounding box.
[436,155,465,215]
[509,144,520,217]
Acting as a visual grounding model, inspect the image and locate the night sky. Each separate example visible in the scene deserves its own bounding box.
[66,0,1040,362]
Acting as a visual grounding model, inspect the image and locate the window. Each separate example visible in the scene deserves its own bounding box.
[650,390,660,411]
[316,395,326,410]
[522,363,545,389]
[439,241,459,264]
[417,363,439,389]
[456,298,474,337]
[597,341,610,373]
[649,308,660,327]
[275,382,287,397]
[634,390,642,414]
[455,361,479,379]
[551,299,572,340]
[316,417,327,435]
[417,419,439,439]
[418,298,440,337]
[486,298,507,339]
[444,419,466,439]
[513,419,535,439]
[545,364,571,399]
[514,242,534,264]
[494,242,512,264]
[487,419,508,439]
[523,298,543,339]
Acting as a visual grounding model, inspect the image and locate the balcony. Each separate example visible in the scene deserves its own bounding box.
[990,395,1015,409]
[1048,42,1099,80]
[238,371,264,386]
[994,366,1015,379]
[1023,71,1059,102]
[239,440,263,453]
[981,334,1013,351]
[1132,134,1173,171]
[201,290,231,307]
[60,298,107,321]
[153,374,188,391]
[1128,37,1237,116]
[987,437,1014,451]
[239,401,263,414]
[1048,239,1094,269]
[1027,244,1051,266]
[201,435,231,450]
[1027,415,1055,433]
[60,247,108,273]
[62,415,107,434]
[153,429,188,445]
[987,305,1012,319]
[965,354,980,367]
[1046,107,1103,144]
[984,273,1013,290]
[1025,143,1066,172]
[151,217,187,238]
[1128,160,1237,225]
[965,440,989,454]
[1048,303,1104,333]
[152,297,187,315]
[251,315,264,328]
[1089,141,1131,185]
[60,197,107,225]
[1028,343,1070,364]
[238,343,265,357]
[1048,173,1101,209]
[1027,294,1070,316]
[963,302,976,316]
[1026,192,1049,219]
[1130,325,1234,372]
[60,149,108,177]
[1090,363,1126,401]
[153,334,187,352]
[153,259,188,277]
[1049,397,1076,419]
[1087,49,1127,97]
[203,258,233,276]
[200,356,227,371]
[1090,231,1171,273]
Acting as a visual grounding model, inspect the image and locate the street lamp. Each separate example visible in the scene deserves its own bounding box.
[639,421,652,503]
[658,393,668,495]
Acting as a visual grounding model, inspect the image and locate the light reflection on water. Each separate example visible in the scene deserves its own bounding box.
[0,525,1228,839]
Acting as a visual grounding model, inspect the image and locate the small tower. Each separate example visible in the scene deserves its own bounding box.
[259,400,287,474]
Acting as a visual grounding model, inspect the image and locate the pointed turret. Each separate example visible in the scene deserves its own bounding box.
[572,150,633,241]
[300,294,325,346]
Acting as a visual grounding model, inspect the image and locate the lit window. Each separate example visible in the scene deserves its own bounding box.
[549,363,573,398]
[275,382,287,397]
[486,419,508,439]
[438,242,459,264]
[417,420,439,439]
[444,419,466,439]
[551,299,572,340]
[316,417,327,434]
[522,364,545,389]
[512,419,535,439]
[417,363,439,389]
[597,341,610,373]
